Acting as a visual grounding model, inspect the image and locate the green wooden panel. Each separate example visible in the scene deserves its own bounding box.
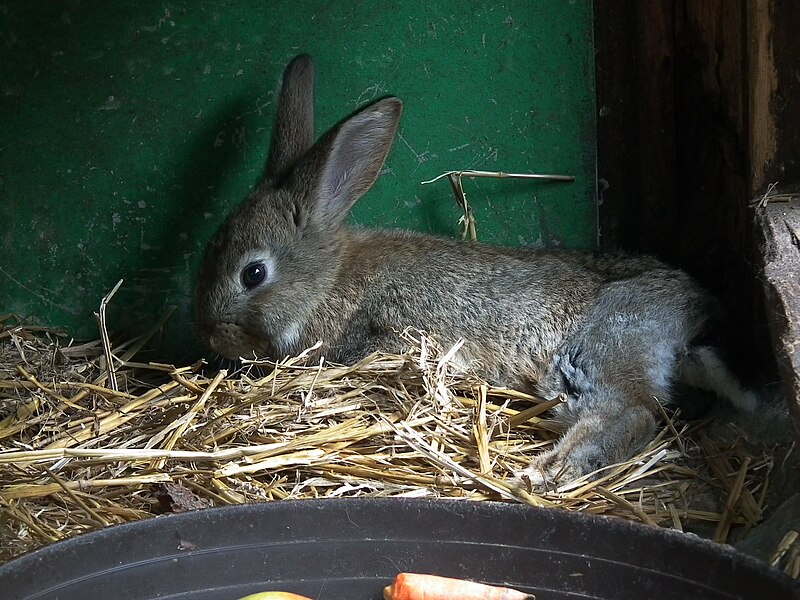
[0,0,596,357]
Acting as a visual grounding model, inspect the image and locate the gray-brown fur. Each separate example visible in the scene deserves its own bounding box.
[195,55,756,489]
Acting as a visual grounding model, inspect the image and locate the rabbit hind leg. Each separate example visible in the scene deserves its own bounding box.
[521,400,657,490]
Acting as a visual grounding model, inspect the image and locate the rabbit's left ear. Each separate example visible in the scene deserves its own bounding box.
[265,54,316,183]
[303,97,403,226]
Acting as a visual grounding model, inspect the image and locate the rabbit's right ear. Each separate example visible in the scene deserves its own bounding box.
[265,54,315,182]
[301,97,403,227]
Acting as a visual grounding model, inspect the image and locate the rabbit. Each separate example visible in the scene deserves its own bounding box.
[194,54,756,489]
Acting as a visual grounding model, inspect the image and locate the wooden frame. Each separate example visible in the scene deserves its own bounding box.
[594,0,800,430]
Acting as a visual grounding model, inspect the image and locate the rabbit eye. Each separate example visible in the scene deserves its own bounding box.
[241,262,267,289]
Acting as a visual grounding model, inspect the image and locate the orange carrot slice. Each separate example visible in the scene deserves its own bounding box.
[383,572,535,600]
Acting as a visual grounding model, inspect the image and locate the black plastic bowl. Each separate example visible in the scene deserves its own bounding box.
[1,498,797,600]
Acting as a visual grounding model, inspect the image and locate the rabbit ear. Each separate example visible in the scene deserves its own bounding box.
[265,54,316,182]
[306,97,403,225]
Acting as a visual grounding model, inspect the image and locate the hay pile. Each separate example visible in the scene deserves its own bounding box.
[0,315,772,564]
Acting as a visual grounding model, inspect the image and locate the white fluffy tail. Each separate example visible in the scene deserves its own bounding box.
[678,346,757,412]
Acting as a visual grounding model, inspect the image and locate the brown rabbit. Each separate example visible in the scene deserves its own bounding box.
[195,55,755,488]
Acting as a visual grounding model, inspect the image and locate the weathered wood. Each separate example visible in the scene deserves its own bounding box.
[595,0,800,429]
[762,0,800,186]
[746,0,778,193]
[594,0,640,248]
[634,0,679,258]
[672,1,748,276]
[748,0,800,427]
[596,1,749,276]
[757,196,800,430]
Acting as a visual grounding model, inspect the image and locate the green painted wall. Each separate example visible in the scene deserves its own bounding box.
[0,1,596,358]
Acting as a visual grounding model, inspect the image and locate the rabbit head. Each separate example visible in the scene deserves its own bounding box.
[194,55,402,359]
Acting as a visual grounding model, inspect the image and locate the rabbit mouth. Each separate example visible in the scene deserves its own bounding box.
[203,322,269,361]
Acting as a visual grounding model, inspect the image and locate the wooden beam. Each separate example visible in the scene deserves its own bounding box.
[746,0,778,194]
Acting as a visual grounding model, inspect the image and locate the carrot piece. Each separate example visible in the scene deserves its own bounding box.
[237,592,313,600]
[383,572,535,600]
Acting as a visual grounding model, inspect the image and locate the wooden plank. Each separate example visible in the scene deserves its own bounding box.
[757,196,800,429]
[594,0,640,249]
[746,0,778,193]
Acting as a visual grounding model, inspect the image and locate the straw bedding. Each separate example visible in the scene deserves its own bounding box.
[0,315,774,564]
